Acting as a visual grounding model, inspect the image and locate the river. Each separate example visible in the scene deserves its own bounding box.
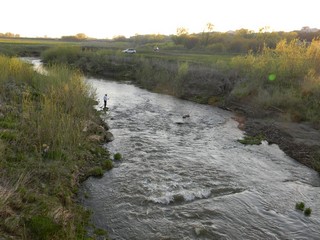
[21,58,320,239]
[78,77,320,240]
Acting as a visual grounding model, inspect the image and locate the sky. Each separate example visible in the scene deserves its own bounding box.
[1,0,319,39]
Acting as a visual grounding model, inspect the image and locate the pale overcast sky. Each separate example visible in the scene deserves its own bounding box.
[1,0,319,38]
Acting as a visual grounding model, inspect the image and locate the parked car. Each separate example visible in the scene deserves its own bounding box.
[122,48,136,54]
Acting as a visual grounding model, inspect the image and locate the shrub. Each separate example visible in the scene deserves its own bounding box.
[41,46,82,65]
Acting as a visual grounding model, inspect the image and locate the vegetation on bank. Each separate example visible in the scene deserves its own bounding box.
[41,45,235,105]
[40,38,320,126]
[0,55,111,239]
[231,39,320,125]
[39,37,320,172]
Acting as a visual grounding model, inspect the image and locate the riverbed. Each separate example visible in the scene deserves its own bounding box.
[81,78,319,240]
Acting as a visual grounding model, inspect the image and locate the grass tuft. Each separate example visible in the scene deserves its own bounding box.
[88,166,104,178]
[304,207,312,216]
[113,152,122,161]
[238,134,265,145]
[102,159,114,170]
[295,202,305,211]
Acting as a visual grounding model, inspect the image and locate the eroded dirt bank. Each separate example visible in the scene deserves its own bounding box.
[229,103,320,173]
[244,119,320,172]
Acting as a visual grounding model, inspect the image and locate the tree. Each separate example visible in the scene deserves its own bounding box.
[4,32,15,38]
[172,27,189,45]
[75,33,88,40]
[206,22,214,32]
[176,27,189,36]
[184,35,199,49]
[112,35,127,41]
[201,22,215,47]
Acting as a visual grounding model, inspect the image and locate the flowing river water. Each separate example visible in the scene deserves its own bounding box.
[80,78,320,240]
[23,59,320,239]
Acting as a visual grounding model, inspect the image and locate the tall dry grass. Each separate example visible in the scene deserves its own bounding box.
[19,65,95,159]
[0,55,105,239]
[231,39,320,123]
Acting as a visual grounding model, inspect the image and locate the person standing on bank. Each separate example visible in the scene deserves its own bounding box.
[103,94,108,108]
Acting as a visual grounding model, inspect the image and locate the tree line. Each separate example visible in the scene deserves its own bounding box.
[110,26,320,54]
[171,27,320,53]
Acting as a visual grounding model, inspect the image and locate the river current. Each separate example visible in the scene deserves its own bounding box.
[78,78,320,240]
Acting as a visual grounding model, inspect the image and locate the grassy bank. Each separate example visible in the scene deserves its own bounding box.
[0,56,112,239]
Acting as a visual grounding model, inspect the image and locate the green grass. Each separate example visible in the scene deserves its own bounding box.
[26,216,61,240]
[238,134,265,145]
[139,50,236,66]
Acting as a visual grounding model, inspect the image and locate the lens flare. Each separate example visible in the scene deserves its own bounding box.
[268,73,276,81]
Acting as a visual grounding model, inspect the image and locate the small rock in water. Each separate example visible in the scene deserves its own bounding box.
[194,227,205,236]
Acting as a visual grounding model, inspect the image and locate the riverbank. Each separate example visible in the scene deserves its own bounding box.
[0,57,113,239]
[227,101,320,173]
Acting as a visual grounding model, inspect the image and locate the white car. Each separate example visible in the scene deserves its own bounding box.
[122,48,136,54]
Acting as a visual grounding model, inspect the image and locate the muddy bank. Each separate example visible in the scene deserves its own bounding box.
[228,102,320,173]
[244,119,320,172]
